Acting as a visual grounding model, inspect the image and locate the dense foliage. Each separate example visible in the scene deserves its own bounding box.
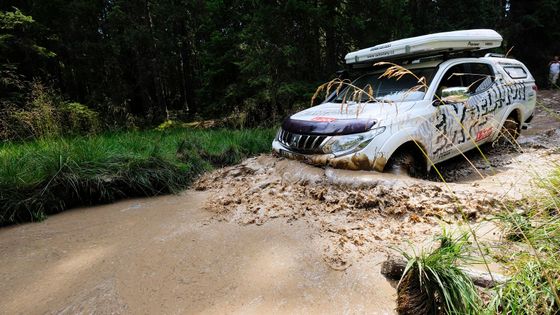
[1,0,559,132]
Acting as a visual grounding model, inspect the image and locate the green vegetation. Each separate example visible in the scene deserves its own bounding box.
[1,81,100,141]
[1,1,559,130]
[397,231,482,314]
[0,128,275,225]
[397,166,560,314]
[488,170,560,314]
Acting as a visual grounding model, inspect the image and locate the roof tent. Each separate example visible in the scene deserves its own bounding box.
[345,29,503,65]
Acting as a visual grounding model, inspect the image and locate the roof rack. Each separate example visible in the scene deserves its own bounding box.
[346,50,484,71]
[484,52,506,58]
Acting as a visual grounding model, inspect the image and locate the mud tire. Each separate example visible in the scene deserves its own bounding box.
[497,117,520,146]
[385,149,424,178]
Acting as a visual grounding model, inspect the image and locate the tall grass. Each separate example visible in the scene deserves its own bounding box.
[0,128,275,225]
[397,231,482,314]
[489,168,560,314]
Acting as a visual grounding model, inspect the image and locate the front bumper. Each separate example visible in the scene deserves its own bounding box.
[272,140,387,172]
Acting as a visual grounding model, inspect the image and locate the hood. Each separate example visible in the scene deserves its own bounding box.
[283,101,417,135]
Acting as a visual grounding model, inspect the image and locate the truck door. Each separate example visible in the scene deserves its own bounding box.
[431,62,496,161]
[460,62,497,145]
[431,64,471,160]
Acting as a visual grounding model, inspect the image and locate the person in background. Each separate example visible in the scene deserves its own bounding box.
[549,56,560,89]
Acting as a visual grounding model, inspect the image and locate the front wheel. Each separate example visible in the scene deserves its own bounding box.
[385,149,424,178]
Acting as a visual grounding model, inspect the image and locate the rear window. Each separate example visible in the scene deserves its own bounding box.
[503,66,528,79]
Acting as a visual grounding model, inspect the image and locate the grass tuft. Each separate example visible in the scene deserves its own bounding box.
[397,230,482,315]
[489,166,560,314]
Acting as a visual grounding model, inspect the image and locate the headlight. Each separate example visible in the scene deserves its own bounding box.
[323,127,386,156]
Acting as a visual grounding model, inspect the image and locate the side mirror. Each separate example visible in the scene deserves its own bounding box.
[439,86,469,104]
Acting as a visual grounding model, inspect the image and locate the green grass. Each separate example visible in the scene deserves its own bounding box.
[488,168,560,314]
[0,128,276,225]
[397,230,482,314]
[490,257,560,314]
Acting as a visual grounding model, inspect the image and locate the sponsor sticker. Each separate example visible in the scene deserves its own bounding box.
[476,127,493,141]
[312,116,337,122]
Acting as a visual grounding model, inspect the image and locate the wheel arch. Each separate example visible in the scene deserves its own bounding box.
[492,106,523,141]
[382,138,430,173]
[507,107,522,124]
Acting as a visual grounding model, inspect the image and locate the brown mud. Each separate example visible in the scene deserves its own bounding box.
[195,91,560,271]
[1,91,559,314]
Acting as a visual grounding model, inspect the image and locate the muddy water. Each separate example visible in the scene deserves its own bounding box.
[0,192,396,314]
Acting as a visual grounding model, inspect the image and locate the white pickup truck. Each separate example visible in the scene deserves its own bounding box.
[272,29,537,176]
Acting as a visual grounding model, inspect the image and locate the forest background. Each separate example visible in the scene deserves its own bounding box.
[1,0,559,137]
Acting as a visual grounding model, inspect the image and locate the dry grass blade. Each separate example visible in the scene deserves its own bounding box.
[310,83,326,106]
[310,78,380,115]
[505,46,515,58]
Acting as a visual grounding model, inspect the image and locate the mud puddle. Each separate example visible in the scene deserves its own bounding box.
[196,91,560,270]
[0,192,397,314]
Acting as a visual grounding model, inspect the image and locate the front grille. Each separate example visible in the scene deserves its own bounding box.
[278,129,329,153]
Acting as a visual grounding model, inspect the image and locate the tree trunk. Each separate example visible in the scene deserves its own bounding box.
[323,0,338,76]
[145,0,166,119]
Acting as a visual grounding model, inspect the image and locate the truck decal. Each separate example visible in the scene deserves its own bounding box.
[428,80,528,158]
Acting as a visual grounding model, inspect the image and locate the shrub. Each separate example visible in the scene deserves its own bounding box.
[61,102,100,134]
[0,81,99,140]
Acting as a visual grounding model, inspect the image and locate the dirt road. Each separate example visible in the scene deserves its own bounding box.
[1,91,559,314]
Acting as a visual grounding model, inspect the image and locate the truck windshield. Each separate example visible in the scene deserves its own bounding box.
[333,67,436,103]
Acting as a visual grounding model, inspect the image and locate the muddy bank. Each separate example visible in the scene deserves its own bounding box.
[195,154,514,269]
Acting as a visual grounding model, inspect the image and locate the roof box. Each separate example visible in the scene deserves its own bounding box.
[345,29,502,65]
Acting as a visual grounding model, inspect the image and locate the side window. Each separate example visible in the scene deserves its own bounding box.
[503,66,527,79]
[462,63,495,94]
[435,63,495,101]
[435,64,466,99]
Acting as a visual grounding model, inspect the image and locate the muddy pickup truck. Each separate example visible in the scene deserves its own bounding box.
[272,29,537,176]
